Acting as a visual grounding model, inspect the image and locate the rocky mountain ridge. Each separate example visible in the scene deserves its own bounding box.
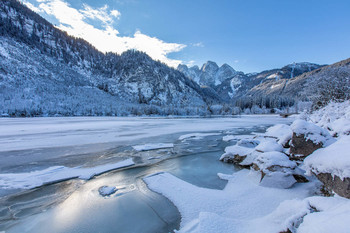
[178,61,324,102]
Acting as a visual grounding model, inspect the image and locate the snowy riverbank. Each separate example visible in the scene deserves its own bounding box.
[144,101,350,233]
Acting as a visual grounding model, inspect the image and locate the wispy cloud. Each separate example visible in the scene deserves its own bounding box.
[24,0,186,67]
[185,60,196,67]
[80,4,120,25]
[192,42,204,47]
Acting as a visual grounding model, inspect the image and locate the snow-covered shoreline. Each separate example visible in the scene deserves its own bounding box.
[144,101,350,233]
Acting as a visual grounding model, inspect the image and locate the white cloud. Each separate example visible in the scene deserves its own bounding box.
[22,0,43,12]
[80,4,119,25]
[110,10,121,19]
[32,0,185,67]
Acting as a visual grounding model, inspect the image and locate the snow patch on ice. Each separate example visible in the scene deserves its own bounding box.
[98,186,117,196]
[0,158,134,189]
[132,143,174,151]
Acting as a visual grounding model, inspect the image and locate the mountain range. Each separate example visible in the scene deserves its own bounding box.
[0,0,349,116]
[178,61,323,101]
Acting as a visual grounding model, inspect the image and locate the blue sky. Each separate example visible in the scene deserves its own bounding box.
[23,0,350,73]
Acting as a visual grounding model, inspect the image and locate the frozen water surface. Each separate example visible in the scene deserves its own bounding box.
[0,116,293,232]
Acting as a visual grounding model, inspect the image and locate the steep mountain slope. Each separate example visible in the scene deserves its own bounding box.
[0,0,211,116]
[178,61,243,88]
[282,58,350,105]
[245,62,323,97]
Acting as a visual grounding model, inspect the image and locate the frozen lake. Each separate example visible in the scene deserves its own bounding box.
[0,115,293,232]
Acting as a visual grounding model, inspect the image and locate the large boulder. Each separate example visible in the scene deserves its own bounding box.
[252,151,298,188]
[289,120,333,160]
[304,136,350,198]
[289,132,323,160]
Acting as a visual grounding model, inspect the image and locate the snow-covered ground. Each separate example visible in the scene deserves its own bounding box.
[143,102,350,233]
[144,170,318,233]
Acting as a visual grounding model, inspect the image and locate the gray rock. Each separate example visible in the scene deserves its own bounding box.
[220,154,249,169]
[316,173,350,199]
[289,133,323,160]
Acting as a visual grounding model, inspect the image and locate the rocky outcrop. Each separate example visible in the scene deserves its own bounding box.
[289,133,323,160]
[315,173,350,198]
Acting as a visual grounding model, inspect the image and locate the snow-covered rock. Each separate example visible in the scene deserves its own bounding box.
[252,151,298,188]
[219,145,254,165]
[304,136,350,198]
[304,135,350,179]
[259,171,297,189]
[236,138,260,148]
[289,119,334,159]
[291,120,333,146]
[254,151,297,172]
[255,140,284,153]
[265,124,292,147]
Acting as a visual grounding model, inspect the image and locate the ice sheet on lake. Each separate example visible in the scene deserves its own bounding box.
[0,116,292,153]
[0,159,134,190]
[132,143,174,151]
